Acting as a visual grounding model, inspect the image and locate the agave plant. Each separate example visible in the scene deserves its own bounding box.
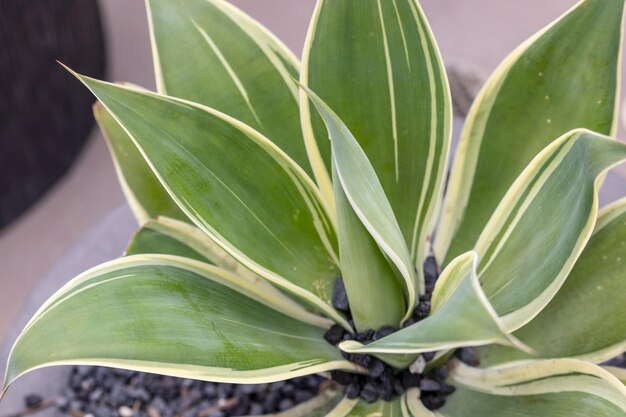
[3,0,626,415]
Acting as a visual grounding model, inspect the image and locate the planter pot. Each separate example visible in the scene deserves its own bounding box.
[0,205,136,417]
[0,0,106,230]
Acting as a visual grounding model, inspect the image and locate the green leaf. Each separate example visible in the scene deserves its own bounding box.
[301,0,452,257]
[333,168,406,330]
[126,217,334,329]
[436,0,625,264]
[2,255,359,396]
[322,396,403,417]
[94,102,187,224]
[126,217,210,263]
[304,87,413,326]
[258,388,344,417]
[146,0,315,177]
[440,359,626,416]
[339,252,526,355]
[470,129,626,332]
[478,198,626,366]
[73,74,348,328]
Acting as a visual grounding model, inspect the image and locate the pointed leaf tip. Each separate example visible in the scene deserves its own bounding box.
[304,88,418,325]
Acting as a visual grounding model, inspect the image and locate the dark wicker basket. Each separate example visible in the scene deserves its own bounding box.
[0,0,106,230]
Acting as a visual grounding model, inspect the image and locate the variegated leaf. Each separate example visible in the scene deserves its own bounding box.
[301,0,452,263]
[2,255,360,397]
[305,88,413,326]
[126,217,334,329]
[604,367,626,385]
[339,252,525,356]
[146,0,315,176]
[477,198,626,365]
[436,0,625,264]
[472,130,626,332]
[441,359,626,416]
[94,102,186,224]
[249,387,344,417]
[73,73,348,328]
[321,396,403,417]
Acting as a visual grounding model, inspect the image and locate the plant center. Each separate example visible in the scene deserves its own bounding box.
[323,256,470,410]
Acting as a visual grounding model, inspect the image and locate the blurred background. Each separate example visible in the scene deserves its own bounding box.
[1,0,624,345]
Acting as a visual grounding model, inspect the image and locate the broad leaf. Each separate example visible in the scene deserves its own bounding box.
[94,102,186,224]
[2,255,359,397]
[441,359,626,416]
[146,0,314,176]
[436,0,625,264]
[478,198,626,366]
[339,252,525,355]
[305,88,414,325]
[471,130,626,331]
[74,74,348,328]
[126,217,334,329]
[301,0,452,258]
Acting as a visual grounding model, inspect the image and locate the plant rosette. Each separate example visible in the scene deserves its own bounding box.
[3,0,626,416]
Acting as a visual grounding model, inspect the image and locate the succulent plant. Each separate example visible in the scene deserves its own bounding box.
[3,0,626,415]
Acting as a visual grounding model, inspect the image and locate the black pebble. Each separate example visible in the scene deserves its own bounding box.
[42,366,325,417]
[419,378,442,392]
[455,347,480,366]
[278,398,294,411]
[332,278,350,311]
[324,324,346,345]
[368,360,386,378]
[360,383,378,403]
[373,325,396,340]
[421,394,446,411]
[345,383,360,399]
[413,300,431,320]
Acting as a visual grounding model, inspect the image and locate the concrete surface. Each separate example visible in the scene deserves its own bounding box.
[1,0,626,400]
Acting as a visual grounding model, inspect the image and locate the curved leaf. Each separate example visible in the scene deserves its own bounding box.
[333,168,406,330]
[322,396,402,417]
[126,217,210,263]
[244,387,344,417]
[478,198,626,366]
[94,102,186,224]
[471,130,626,331]
[339,252,525,355]
[436,0,625,264]
[2,255,359,396]
[305,88,413,326]
[126,217,334,329]
[73,73,348,328]
[403,388,437,417]
[301,0,452,256]
[604,367,626,385]
[146,0,314,175]
[441,359,626,416]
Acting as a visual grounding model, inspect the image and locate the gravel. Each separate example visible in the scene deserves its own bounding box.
[323,256,456,410]
[41,366,328,417]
